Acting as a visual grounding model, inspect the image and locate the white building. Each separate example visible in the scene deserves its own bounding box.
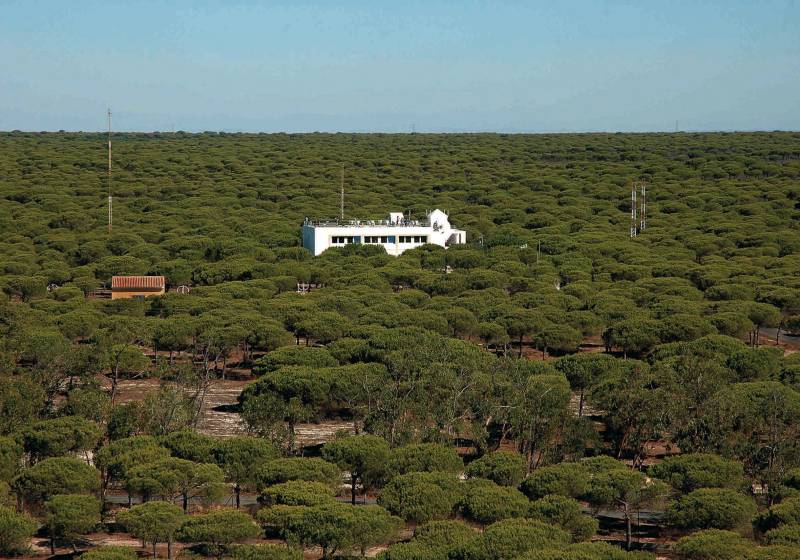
[302,209,466,256]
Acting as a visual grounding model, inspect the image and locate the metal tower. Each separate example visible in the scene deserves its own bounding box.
[630,184,637,238]
[639,182,646,231]
[107,108,113,233]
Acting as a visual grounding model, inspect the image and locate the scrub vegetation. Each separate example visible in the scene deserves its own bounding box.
[0,131,799,559]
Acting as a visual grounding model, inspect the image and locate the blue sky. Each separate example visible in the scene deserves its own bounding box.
[1,1,798,132]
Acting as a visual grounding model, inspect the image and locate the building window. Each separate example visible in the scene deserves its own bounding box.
[331,236,355,245]
[398,235,428,244]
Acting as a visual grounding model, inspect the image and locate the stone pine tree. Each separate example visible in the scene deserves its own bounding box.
[117,501,185,559]
[322,435,389,505]
[0,506,37,556]
[212,436,279,508]
[177,509,260,560]
[44,494,101,554]
[584,464,667,549]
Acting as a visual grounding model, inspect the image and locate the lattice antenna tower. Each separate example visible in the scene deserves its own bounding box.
[630,183,637,238]
[639,182,647,231]
[107,108,113,233]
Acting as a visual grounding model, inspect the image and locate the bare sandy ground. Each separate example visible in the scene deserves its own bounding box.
[113,378,353,443]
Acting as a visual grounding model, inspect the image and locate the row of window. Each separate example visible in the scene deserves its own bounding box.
[331,235,428,245]
[364,236,390,243]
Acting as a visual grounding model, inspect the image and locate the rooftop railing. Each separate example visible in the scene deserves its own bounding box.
[303,218,428,228]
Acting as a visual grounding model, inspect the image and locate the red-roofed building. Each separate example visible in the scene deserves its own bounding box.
[111,276,166,300]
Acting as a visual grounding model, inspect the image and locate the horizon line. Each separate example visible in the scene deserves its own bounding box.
[2,128,799,135]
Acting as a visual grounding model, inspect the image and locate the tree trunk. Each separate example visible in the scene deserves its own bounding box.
[235,484,241,509]
[153,542,158,558]
[110,366,120,405]
[578,388,585,417]
[168,538,173,560]
[182,492,189,513]
[497,422,511,451]
[351,473,357,505]
[288,420,296,453]
[624,506,632,550]
[50,531,55,555]
[99,472,109,509]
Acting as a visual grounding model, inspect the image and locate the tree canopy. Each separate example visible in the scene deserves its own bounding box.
[2,131,800,560]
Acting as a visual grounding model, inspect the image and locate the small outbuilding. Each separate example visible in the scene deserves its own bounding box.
[111,275,166,300]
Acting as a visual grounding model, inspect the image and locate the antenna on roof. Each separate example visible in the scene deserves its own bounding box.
[107,108,113,234]
[340,163,344,220]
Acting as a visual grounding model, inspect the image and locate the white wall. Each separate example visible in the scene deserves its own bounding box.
[302,210,466,256]
[303,223,466,256]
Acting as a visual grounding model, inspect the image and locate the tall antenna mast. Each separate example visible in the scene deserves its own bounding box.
[630,184,637,238]
[640,182,646,231]
[340,163,344,221]
[107,108,113,233]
